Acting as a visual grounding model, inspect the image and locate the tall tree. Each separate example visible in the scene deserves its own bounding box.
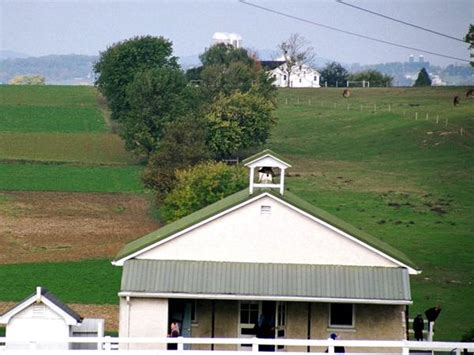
[121,66,192,157]
[142,116,210,202]
[277,33,316,87]
[196,43,276,103]
[413,67,432,87]
[205,91,276,158]
[94,36,178,121]
[320,62,349,87]
[464,24,474,67]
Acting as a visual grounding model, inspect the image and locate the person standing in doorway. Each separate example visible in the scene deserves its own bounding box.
[168,322,180,350]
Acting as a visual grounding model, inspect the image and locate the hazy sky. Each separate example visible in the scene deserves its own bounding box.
[1,0,472,66]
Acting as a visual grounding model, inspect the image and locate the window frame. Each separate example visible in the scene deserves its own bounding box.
[328,303,355,329]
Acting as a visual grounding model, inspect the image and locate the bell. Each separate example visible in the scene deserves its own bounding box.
[258,167,274,183]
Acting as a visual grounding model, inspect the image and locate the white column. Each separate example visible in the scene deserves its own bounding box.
[249,168,254,194]
[280,169,285,195]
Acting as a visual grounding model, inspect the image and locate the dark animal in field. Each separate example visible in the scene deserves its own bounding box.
[453,96,460,106]
[342,89,351,98]
[466,89,474,99]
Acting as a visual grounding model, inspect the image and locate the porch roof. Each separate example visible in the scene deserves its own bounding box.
[120,260,411,304]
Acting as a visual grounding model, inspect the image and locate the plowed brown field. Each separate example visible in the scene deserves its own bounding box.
[0,191,160,264]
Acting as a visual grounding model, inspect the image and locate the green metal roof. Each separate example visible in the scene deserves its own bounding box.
[121,259,411,303]
[242,149,290,166]
[114,188,419,271]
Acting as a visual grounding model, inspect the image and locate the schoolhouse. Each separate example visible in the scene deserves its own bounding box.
[112,150,419,352]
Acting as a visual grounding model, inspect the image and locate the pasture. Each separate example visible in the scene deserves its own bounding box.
[270,87,474,340]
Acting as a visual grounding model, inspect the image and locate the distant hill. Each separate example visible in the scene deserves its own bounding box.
[0,50,30,59]
[0,54,98,85]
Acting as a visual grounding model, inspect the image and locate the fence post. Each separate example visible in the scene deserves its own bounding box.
[360,105,363,112]
[426,113,429,120]
[104,336,111,351]
[415,112,418,120]
[388,104,391,112]
[252,337,259,352]
[445,118,448,127]
[374,104,377,112]
[285,98,288,105]
[177,336,185,351]
[436,115,439,124]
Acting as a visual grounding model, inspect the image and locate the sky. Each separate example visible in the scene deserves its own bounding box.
[1,0,472,66]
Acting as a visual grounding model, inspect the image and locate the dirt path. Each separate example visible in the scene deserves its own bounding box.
[0,191,160,264]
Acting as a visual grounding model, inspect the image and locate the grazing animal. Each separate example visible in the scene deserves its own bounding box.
[453,96,460,106]
[342,89,351,98]
[466,89,474,99]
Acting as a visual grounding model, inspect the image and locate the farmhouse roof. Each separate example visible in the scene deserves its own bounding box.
[120,259,411,304]
[113,188,419,272]
[0,286,82,325]
[260,60,285,70]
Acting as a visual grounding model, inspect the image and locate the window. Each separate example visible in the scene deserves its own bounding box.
[329,303,354,328]
[239,301,260,338]
[283,75,287,81]
[314,76,318,81]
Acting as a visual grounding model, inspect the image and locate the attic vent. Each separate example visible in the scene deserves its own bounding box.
[261,205,272,214]
[32,304,46,317]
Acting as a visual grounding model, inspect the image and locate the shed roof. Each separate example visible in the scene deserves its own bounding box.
[242,149,290,167]
[120,259,411,304]
[0,287,82,325]
[113,188,419,272]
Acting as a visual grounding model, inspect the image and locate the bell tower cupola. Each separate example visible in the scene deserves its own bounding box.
[243,150,291,195]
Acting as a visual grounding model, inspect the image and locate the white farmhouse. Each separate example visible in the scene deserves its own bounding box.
[212,32,242,48]
[270,62,321,88]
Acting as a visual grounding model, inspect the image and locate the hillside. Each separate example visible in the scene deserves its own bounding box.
[269,87,474,340]
[0,85,473,340]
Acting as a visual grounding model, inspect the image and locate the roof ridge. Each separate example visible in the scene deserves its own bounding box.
[114,188,419,271]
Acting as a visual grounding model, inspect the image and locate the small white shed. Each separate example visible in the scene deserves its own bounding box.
[0,287,91,350]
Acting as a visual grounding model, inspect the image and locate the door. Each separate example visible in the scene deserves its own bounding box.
[275,301,287,351]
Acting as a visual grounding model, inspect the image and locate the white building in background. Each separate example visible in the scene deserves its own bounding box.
[212,32,242,48]
[271,62,321,88]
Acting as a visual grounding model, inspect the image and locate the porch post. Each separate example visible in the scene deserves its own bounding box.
[307,302,311,352]
[211,300,216,350]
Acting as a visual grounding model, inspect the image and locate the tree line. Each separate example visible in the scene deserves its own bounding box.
[93,35,277,221]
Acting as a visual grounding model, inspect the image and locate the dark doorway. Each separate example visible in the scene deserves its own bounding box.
[168,299,192,350]
[257,301,276,352]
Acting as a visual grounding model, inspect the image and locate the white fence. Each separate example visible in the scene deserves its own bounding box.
[1,336,473,354]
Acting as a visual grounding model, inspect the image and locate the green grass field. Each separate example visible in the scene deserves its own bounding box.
[0,85,141,191]
[0,260,120,304]
[269,87,474,340]
[0,162,144,192]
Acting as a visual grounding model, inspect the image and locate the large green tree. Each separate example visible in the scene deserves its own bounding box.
[206,91,276,158]
[192,43,276,103]
[413,67,432,87]
[94,36,178,121]
[160,161,247,222]
[465,24,474,67]
[142,116,210,202]
[121,66,194,156]
[320,62,349,87]
[348,69,393,87]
